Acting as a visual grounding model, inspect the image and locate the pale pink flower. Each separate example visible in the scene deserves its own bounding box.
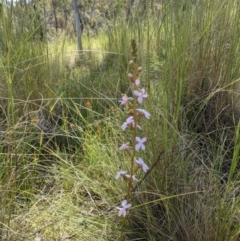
[136,108,151,119]
[119,95,133,105]
[135,136,147,151]
[121,116,141,130]
[119,142,130,150]
[115,170,127,180]
[135,158,149,173]
[125,174,138,181]
[135,79,140,86]
[121,116,134,130]
[133,88,148,103]
[116,200,132,217]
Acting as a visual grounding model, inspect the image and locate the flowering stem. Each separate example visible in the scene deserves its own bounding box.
[116,40,150,241]
[127,63,138,202]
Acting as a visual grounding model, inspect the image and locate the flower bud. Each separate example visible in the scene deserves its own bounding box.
[128,73,133,79]
[129,60,134,65]
[138,67,142,72]
[85,100,91,108]
[128,108,134,115]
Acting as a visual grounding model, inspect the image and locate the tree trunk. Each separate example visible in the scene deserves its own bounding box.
[64,9,68,29]
[126,0,135,22]
[33,2,44,41]
[89,0,96,26]
[51,0,58,32]
[72,0,83,59]
[142,0,147,12]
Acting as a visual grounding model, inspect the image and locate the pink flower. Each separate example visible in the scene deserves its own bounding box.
[119,95,133,105]
[121,116,134,130]
[133,88,148,103]
[135,136,147,151]
[125,174,138,181]
[119,142,130,150]
[135,79,140,86]
[115,170,127,180]
[116,200,132,217]
[136,108,151,119]
[121,116,141,130]
[135,158,149,173]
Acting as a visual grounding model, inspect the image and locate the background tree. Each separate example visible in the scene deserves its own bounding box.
[51,0,58,32]
[126,0,135,22]
[72,0,83,58]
